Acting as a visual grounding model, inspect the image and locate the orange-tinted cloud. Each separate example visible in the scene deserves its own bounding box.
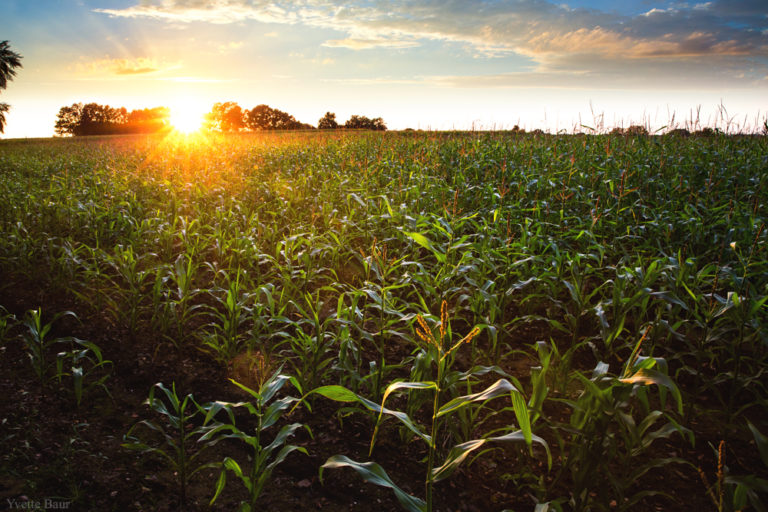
[94,0,768,86]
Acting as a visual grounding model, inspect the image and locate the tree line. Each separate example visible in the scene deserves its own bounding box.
[55,104,171,136]
[53,100,387,136]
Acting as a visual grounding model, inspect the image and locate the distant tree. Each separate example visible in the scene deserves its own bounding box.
[127,107,170,133]
[318,112,338,130]
[611,125,649,136]
[624,125,648,136]
[54,102,170,136]
[245,104,308,130]
[54,103,84,136]
[245,104,274,130]
[76,103,128,135]
[666,128,690,137]
[694,127,717,137]
[0,40,23,134]
[344,115,386,131]
[204,102,245,132]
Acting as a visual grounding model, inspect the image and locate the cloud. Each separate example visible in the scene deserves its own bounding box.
[74,56,178,76]
[94,0,768,85]
[218,41,245,53]
[160,76,228,82]
[94,1,295,25]
[323,38,420,50]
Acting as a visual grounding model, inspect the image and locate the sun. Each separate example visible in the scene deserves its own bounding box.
[169,100,207,133]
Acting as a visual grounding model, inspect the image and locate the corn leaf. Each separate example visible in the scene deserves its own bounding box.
[321,455,426,512]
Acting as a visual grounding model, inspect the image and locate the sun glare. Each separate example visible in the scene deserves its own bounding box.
[169,101,206,133]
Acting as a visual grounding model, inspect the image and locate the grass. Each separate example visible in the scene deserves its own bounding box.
[0,129,766,510]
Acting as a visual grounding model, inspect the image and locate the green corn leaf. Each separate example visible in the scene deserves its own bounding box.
[310,384,360,402]
[437,379,516,418]
[381,381,437,409]
[403,231,446,263]
[511,391,532,446]
[310,385,431,446]
[260,371,291,403]
[489,430,552,469]
[320,455,426,512]
[262,396,298,430]
[266,444,309,473]
[431,439,486,482]
[264,423,304,455]
[747,420,768,468]
[223,457,252,489]
[210,468,227,505]
[620,368,683,414]
[433,427,552,482]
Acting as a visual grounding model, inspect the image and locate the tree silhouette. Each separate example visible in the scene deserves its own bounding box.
[54,102,170,136]
[127,107,171,133]
[0,40,23,134]
[204,102,245,132]
[344,115,386,131]
[54,103,84,136]
[317,112,338,130]
[245,104,309,130]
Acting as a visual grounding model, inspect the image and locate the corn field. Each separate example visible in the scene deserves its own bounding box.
[0,130,766,511]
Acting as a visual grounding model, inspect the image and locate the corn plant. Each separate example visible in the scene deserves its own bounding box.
[203,368,308,512]
[154,253,204,348]
[21,308,76,395]
[54,337,112,407]
[553,329,690,511]
[102,243,153,336]
[122,382,221,506]
[282,291,339,396]
[200,266,253,364]
[313,301,550,512]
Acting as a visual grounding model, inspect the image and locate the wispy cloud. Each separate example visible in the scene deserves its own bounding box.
[74,56,179,76]
[218,41,245,53]
[95,1,295,25]
[94,0,768,85]
[323,38,420,50]
[160,76,229,83]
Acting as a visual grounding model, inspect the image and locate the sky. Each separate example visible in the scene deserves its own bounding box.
[1,0,766,137]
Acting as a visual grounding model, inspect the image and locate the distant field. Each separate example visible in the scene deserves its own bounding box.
[1,131,766,511]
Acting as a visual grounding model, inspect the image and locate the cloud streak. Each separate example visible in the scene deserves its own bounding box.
[74,56,179,76]
[94,0,768,85]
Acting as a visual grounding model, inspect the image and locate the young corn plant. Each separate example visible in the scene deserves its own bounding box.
[313,301,550,512]
[283,291,339,397]
[122,382,221,507]
[554,328,691,511]
[200,266,253,365]
[54,337,112,407]
[103,243,153,336]
[203,368,309,512]
[161,253,204,348]
[21,308,77,396]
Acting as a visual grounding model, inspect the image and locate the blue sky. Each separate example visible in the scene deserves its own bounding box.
[1,0,766,136]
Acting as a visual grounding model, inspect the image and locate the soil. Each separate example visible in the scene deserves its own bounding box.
[1,275,766,511]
